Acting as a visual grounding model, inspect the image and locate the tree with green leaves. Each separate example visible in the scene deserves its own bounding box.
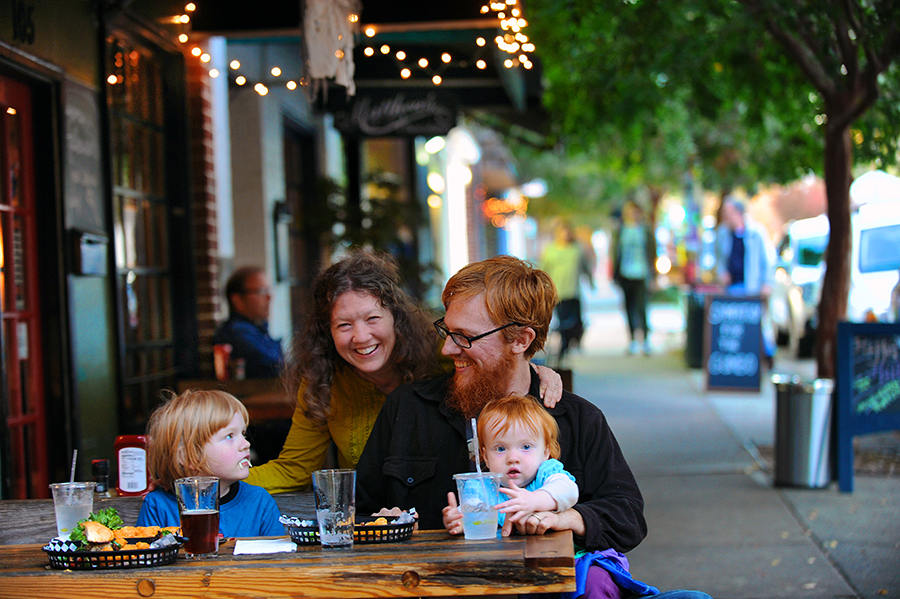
[739,1,900,377]
[528,0,900,378]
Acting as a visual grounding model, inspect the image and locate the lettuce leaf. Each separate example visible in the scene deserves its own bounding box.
[69,508,125,542]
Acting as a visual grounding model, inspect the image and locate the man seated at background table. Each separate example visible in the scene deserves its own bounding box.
[356,256,645,563]
[212,266,284,379]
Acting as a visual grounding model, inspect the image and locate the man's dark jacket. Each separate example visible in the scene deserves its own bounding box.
[356,369,647,553]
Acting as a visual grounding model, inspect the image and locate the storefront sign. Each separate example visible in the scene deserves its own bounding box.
[836,322,900,492]
[704,295,762,392]
[331,91,456,137]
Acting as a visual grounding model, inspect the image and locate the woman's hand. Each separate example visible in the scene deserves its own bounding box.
[442,492,464,535]
[533,364,563,407]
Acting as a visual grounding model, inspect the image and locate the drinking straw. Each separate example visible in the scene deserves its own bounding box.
[470,418,491,503]
[69,449,78,483]
[471,418,482,474]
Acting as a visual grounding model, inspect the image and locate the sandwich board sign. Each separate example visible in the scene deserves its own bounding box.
[836,321,900,492]
[704,295,763,392]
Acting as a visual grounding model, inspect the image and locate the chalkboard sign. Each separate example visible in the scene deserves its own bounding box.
[704,295,762,392]
[836,321,900,492]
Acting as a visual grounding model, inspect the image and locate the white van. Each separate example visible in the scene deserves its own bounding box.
[771,214,829,355]
[848,202,900,321]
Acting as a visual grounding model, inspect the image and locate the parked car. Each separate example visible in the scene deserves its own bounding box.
[848,202,900,322]
[771,215,829,357]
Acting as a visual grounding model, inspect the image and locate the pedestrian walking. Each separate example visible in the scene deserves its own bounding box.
[611,201,657,355]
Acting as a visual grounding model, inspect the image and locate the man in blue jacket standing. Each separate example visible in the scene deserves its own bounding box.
[715,197,777,367]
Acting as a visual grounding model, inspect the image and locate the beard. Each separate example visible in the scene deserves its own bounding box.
[445,349,519,419]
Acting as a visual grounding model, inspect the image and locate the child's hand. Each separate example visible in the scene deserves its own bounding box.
[442,492,464,535]
[497,480,557,524]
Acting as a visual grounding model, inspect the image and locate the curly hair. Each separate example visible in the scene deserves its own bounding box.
[284,249,438,426]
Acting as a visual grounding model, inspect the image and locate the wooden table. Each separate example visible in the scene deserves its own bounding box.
[0,530,574,599]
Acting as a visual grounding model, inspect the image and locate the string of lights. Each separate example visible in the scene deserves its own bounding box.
[157,1,535,95]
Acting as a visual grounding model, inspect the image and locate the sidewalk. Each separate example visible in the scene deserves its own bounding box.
[555,301,900,599]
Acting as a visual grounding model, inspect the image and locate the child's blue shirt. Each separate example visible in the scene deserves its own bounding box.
[136,481,283,537]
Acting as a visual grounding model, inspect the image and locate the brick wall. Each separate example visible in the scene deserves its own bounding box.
[185,58,219,378]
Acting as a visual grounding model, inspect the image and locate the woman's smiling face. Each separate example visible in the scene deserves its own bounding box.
[330,290,398,389]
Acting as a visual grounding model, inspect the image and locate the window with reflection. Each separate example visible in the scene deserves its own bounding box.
[106,31,178,432]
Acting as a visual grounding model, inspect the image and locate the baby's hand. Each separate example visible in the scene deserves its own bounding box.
[442,492,464,535]
[497,481,555,524]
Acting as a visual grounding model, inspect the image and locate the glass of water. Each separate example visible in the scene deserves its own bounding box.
[50,482,96,539]
[312,469,356,548]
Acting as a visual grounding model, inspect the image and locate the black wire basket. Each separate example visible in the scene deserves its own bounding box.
[284,519,414,545]
[43,543,182,570]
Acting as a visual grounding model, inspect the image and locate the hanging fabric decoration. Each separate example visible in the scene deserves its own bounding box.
[304,0,361,98]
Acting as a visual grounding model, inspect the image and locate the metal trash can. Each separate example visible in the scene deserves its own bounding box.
[772,375,834,488]
[685,291,705,369]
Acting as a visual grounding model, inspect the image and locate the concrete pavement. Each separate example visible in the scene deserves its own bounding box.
[554,299,900,599]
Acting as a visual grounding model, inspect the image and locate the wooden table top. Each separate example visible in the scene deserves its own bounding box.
[0,530,574,599]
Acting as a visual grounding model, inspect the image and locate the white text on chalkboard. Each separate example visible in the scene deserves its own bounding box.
[708,351,759,376]
[708,302,762,324]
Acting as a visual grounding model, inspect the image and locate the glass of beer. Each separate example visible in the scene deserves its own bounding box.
[174,476,220,558]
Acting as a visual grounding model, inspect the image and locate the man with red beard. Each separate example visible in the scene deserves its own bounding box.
[356,255,646,555]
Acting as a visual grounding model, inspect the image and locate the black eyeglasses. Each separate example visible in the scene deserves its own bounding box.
[433,318,522,349]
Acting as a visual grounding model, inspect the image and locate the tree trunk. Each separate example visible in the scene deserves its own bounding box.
[815,121,853,380]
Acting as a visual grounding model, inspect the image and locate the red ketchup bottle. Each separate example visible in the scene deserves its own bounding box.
[114,435,151,496]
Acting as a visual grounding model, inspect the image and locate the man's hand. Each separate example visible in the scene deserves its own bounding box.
[442,492,463,535]
[500,507,585,538]
[534,364,563,407]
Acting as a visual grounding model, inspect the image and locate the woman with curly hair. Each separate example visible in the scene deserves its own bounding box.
[244,250,428,493]
[246,249,561,494]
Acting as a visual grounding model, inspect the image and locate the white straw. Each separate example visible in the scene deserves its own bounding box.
[471,418,492,503]
[471,418,482,473]
[69,449,78,484]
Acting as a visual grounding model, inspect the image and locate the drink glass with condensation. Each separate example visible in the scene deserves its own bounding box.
[453,472,502,540]
[174,476,220,558]
[312,469,356,548]
[50,482,97,539]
